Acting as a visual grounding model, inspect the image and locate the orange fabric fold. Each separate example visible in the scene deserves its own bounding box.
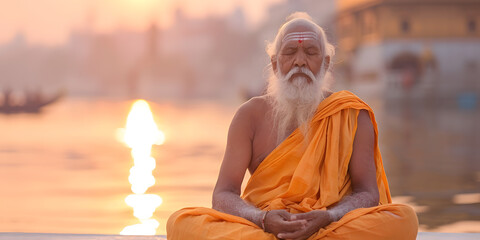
[242,90,390,211]
[167,91,418,240]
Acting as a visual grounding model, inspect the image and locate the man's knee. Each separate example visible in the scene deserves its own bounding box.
[389,204,419,232]
[167,208,198,238]
[322,204,418,239]
[371,204,419,239]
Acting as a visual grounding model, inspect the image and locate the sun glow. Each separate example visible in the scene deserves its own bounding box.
[120,0,163,17]
[120,99,165,235]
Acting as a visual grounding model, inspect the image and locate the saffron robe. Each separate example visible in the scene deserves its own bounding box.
[167,91,418,240]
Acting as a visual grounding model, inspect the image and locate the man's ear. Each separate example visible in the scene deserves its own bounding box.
[324,55,331,71]
[271,55,278,74]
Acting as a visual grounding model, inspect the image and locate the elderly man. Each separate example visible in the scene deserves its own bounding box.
[167,13,418,240]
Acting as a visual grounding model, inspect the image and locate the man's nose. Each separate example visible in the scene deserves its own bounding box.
[293,51,307,67]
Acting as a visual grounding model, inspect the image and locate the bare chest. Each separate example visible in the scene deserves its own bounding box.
[248,117,279,175]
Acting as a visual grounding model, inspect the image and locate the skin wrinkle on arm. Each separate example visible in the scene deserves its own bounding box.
[212,191,264,227]
[327,191,379,222]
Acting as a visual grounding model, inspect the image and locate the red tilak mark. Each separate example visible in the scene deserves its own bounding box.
[298,39,303,43]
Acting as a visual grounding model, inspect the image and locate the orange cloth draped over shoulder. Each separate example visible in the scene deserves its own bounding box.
[167,91,418,240]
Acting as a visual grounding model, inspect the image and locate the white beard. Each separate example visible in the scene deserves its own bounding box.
[267,66,326,144]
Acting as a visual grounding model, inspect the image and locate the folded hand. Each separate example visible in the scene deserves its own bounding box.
[263,210,308,238]
[276,210,332,240]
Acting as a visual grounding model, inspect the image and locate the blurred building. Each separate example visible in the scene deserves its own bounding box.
[336,0,480,106]
[116,8,255,100]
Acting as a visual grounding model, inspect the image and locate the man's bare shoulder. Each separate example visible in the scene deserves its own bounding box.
[235,95,270,119]
[228,95,270,141]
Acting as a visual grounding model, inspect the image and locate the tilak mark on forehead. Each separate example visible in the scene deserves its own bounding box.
[283,31,318,44]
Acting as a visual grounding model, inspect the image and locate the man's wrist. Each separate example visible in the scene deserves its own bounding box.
[326,209,340,222]
[252,210,265,229]
[261,210,269,231]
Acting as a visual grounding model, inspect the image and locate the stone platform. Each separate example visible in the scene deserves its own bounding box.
[1,232,479,239]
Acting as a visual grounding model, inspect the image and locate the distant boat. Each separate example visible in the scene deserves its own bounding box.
[0,90,65,114]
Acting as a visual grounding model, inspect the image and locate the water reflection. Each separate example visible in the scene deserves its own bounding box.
[380,101,480,231]
[120,100,164,235]
[0,98,233,235]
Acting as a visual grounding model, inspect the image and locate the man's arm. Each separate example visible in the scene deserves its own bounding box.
[327,109,380,221]
[277,109,379,240]
[212,101,262,224]
[212,100,306,235]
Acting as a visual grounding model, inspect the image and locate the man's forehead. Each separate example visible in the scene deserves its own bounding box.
[282,31,318,44]
[280,20,321,47]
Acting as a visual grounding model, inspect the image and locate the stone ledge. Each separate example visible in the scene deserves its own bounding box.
[0,233,165,240]
[1,232,479,239]
[417,232,480,240]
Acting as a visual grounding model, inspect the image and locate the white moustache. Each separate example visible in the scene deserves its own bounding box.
[282,67,317,83]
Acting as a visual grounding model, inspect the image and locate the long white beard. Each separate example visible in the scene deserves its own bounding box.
[268,66,326,144]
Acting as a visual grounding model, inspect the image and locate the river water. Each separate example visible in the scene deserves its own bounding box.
[0,96,478,235]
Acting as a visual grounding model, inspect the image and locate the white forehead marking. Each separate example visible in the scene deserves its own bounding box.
[282,31,319,43]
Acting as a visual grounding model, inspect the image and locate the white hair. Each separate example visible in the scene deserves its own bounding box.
[266,12,335,63]
[265,12,336,144]
[268,66,327,144]
[266,12,335,90]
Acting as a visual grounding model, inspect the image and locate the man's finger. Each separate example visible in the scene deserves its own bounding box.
[277,219,307,232]
[277,210,293,220]
[277,228,306,240]
[290,212,310,221]
[292,210,319,220]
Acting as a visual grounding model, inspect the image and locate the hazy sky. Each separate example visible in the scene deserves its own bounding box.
[0,0,285,46]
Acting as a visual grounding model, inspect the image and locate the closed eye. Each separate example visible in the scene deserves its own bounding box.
[282,48,297,55]
[306,47,319,55]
